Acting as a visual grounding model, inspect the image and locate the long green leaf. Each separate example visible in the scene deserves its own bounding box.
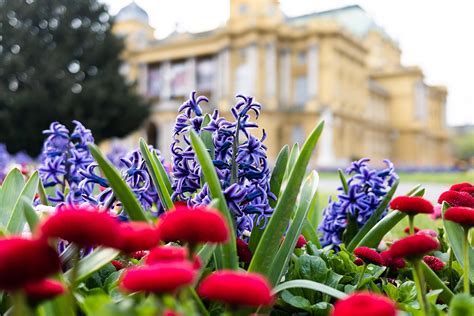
[88,144,148,222]
[22,196,40,232]
[273,279,347,299]
[249,121,324,276]
[283,143,300,184]
[190,130,238,270]
[421,261,454,303]
[0,169,25,229]
[357,210,407,248]
[64,248,119,283]
[347,179,399,251]
[338,169,349,194]
[139,138,174,211]
[302,218,321,248]
[249,145,289,252]
[37,177,50,206]
[268,171,319,285]
[6,171,39,234]
[153,151,173,195]
[442,202,474,282]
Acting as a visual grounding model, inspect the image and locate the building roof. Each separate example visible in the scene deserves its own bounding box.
[116,1,149,24]
[287,5,394,42]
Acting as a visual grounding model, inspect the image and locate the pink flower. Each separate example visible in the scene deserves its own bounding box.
[116,222,159,253]
[331,292,396,316]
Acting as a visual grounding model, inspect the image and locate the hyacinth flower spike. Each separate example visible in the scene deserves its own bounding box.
[444,206,474,294]
[389,196,434,235]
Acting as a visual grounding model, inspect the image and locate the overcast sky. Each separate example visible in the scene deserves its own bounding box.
[103,0,474,126]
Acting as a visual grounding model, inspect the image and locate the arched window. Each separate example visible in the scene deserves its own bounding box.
[146,122,159,148]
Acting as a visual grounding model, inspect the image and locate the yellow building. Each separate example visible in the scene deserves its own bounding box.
[112,1,451,168]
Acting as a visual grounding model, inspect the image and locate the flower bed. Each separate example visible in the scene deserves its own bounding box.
[0,92,472,315]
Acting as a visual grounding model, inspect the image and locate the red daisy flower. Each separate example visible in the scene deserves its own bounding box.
[157,205,229,244]
[131,250,149,260]
[236,239,253,264]
[197,270,274,307]
[120,262,196,293]
[389,235,439,260]
[403,226,420,234]
[39,204,120,248]
[23,279,65,303]
[295,235,307,248]
[449,182,473,192]
[331,292,396,316]
[116,222,160,253]
[145,246,201,270]
[354,247,383,265]
[438,191,474,208]
[354,258,364,266]
[389,196,434,214]
[423,256,445,271]
[416,229,438,238]
[380,251,405,270]
[111,260,125,271]
[0,238,60,290]
[444,206,474,227]
[461,187,474,196]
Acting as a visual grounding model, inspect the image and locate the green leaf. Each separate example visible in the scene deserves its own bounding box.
[302,218,321,248]
[22,196,40,232]
[200,114,215,160]
[89,144,148,222]
[139,138,174,211]
[6,171,39,234]
[37,177,50,206]
[337,169,349,194]
[281,290,311,310]
[273,279,347,299]
[283,143,300,184]
[356,210,407,248]
[268,171,319,285]
[405,184,421,196]
[189,130,238,270]
[64,248,119,283]
[442,201,474,283]
[347,179,399,251]
[448,293,474,316]
[153,151,173,195]
[40,294,75,316]
[249,121,324,276]
[413,188,425,197]
[421,261,454,303]
[0,168,25,229]
[249,145,289,253]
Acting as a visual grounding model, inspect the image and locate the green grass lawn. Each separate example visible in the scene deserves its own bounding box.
[318,171,474,184]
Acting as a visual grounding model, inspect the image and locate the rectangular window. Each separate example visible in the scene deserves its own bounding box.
[170,61,187,97]
[292,125,305,145]
[147,64,163,97]
[196,57,215,92]
[294,75,307,107]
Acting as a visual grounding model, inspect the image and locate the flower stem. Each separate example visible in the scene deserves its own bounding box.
[68,246,81,314]
[11,291,28,316]
[356,263,367,290]
[408,214,415,235]
[412,260,430,315]
[463,227,470,294]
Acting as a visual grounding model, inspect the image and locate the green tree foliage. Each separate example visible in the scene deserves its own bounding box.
[454,131,474,161]
[0,0,149,155]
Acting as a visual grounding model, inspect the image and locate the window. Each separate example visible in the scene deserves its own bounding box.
[292,125,305,145]
[297,51,307,64]
[239,4,248,14]
[196,57,215,92]
[147,64,163,97]
[414,81,427,121]
[170,61,187,97]
[294,75,307,107]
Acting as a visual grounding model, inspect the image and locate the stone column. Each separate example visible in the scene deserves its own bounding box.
[246,44,258,96]
[316,107,337,167]
[265,43,277,98]
[186,57,196,92]
[137,63,148,95]
[160,61,171,100]
[279,49,291,107]
[216,48,230,102]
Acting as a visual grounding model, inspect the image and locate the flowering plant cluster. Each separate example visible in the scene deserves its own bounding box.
[0,92,471,316]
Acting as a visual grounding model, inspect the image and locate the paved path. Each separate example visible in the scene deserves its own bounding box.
[318,179,447,202]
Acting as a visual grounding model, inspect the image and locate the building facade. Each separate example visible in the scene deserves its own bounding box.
[111,1,451,167]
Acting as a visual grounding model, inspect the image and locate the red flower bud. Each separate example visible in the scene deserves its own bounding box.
[146,246,201,270]
[131,250,149,260]
[157,205,229,244]
[354,247,383,265]
[423,255,445,271]
[380,251,405,270]
[450,182,473,192]
[390,196,434,214]
[198,270,274,307]
[111,260,125,271]
[444,206,474,227]
[0,238,60,290]
[23,279,65,304]
[403,226,420,234]
[39,204,120,248]
[295,235,307,248]
[120,262,196,293]
[236,239,252,264]
[116,222,159,253]
[438,191,474,208]
[331,292,396,316]
[389,235,439,260]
